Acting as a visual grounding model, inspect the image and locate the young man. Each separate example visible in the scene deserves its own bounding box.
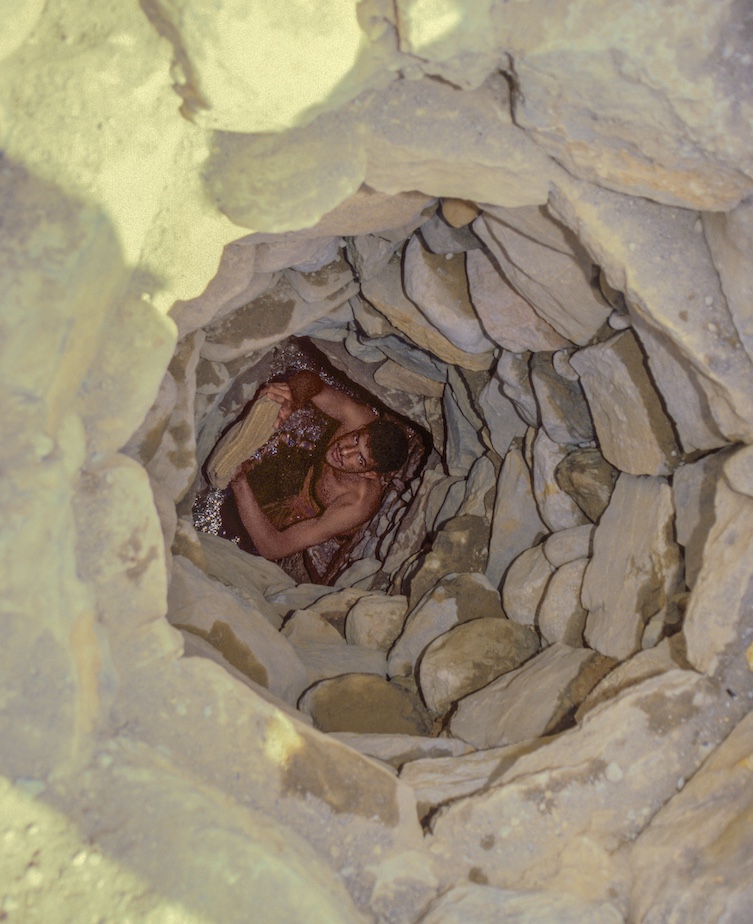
[229,371,409,561]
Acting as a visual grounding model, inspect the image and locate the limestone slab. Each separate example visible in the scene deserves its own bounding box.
[555,448,618,523]
[418,617,539,715]
[167,557,307,706]
[299,674,432,736]
[332,733,472,770]
[502,545,555,627]
[361,256,493,371]
[389,573,502,678]
[345,593,409,651]
[419,212,480,255]
[466,247,570,353]
[538,558,589,648]
[473,212,610,345]
[403,235,494,355]
[571,330,680,477]
[530,350,593,446]
[532,429,590,532]
[543,524,594,568]
[478,375,528,458]
[495,350,538,427]
[449,644,614,749]
[485,445,547,589]
[582,474,682,661]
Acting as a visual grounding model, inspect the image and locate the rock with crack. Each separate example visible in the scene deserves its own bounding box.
[494,350,539,427]
[532,429,590,531]
[555,448,619,522]
[345,593,409,651]
[502,545,555,627]
[449,643,615,749]
[582,473,682,661]
[543,524,594,567]
[331,733,472,771]
[538,558,589,648]
[417,617,540,716]
[530,350,594,446]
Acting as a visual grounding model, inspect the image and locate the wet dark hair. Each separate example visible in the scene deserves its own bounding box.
[364,420,410,474]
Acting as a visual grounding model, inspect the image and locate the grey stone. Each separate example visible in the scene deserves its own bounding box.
[555,448,619,522]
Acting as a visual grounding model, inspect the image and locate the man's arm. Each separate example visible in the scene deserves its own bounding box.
[261,371,376,432]
[230,469,372,560]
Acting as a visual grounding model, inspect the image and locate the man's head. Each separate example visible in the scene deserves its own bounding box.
[326,421,410,476]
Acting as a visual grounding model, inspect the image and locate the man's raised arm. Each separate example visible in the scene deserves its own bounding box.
[261,371,376,432]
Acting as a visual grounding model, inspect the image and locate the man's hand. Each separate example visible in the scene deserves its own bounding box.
[259,382,293,429]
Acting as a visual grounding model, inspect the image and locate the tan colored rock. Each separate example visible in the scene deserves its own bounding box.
[289,640,388,689]
[501,545,554,627]
[485,445,547,588]
[166,557,308,705]
[361,255,494,371]
[478,374,528,458]
[473,211,610,345]
[495,350,538,427]
[570,331,681,477]
[549,177,753,444]
[417,883,624,924]
[440,198,480,228]
[365,74,558,207]
[538,558,589,647]
[684,445,753,676]
[198,532,294,602]
[333,733,472,770]
[449,644,614,749]
[555,448,618,522]
[374,359,445,398]
[543,524,594,568]
[284,252,354,304]
[253,236,342,273]
[403,235,494,355]
[575,635,690,722]
[347,235,401,283]
[530,350,594,446]
[673,448,734,589]
[532,430,590,532]
[345,593,409,651]
[200,274,358,363]
[511,4,753,210]
[381,469,450,577]
[418,617,539,715]
[389,573,502,678]
[433,670,733,901]
[630,317,727,454]
[310,186,434,238]
[583,474,682,661]
[466,247,571,353]
[629,709,753,923]
[299,674,432,736]
[703,196,753,364]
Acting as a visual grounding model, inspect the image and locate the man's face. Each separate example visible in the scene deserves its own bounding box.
[326,427,377,474]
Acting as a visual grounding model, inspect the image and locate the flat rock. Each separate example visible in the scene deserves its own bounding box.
[473,211,610,345]
[478,375,528,458]
[575,635,690,722]
[485,445,547,588]
[419,212,480,255]
[299,673,433,736]
[405,516,491,609]
[538,558,589,647]
[346,235,401,283]
[570,330,681,477]
[555,448,618,522]
[672,447,733,589]
[180,630,312,725]
[629,709,753,923]
[198,533,293,614]
[442,379,485,477]
[331,733,472,770]
[289,641,387,689]
[284,250,355,303]
[362,255,493,372]
[345,593,409,651]
[449,644,614,749]
[403,235,494,355]
[433,671,736,899]
[530,350,594,446]
[683,446,753,675]
[399,738,553,821]
[373,359,445,398]
[466,247,570,353]
[418,617,540,715]
[532,429,590,531]
[389,573,502,679]
[166,556,307,705]
[583,474,682,661]
[417,883,624,924]
[501,545,555,627]
[543,524,594,568]
[495,350,538,427]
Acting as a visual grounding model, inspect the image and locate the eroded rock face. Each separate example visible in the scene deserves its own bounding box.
[5,1,753,920]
